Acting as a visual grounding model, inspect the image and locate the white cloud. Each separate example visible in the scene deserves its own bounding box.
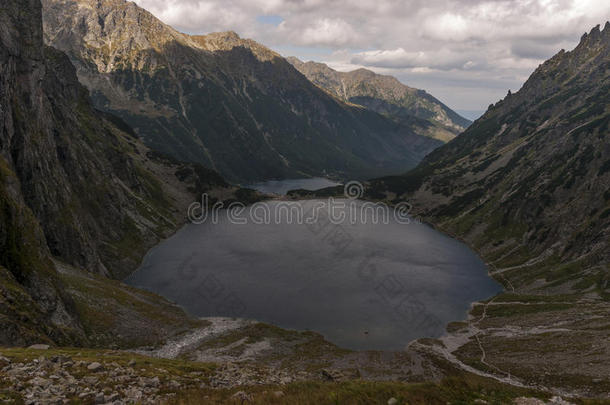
[278,18,360,46]
[422,13,470,42]
[350,48,476,71]
[131,0,610,110]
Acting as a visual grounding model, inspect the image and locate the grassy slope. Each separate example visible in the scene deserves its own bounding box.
[53,261,209,348]
[359,24,610,397]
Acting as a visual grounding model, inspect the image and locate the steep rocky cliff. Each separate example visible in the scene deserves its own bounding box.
[364,24,610,395]
[0,0,229,346]
[370,23,610,292]
[287,57,471,142]
[42,0,442,183]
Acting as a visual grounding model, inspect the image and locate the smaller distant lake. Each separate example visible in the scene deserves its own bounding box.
[244,177,341,195]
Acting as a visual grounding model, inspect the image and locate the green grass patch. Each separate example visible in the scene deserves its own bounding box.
[170,374,551,405]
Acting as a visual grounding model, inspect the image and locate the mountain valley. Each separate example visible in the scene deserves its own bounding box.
[0,0,608,403]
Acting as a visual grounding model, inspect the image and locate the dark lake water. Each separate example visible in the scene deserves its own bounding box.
[126,180,502,351]
[244,177,340,195]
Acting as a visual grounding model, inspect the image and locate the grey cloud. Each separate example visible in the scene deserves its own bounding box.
[132,0,610,110]
[350,48,484,71]
[510,38,574,60]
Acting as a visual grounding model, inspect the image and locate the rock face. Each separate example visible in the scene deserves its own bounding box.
[0,0,85,347]
[369,23,610,292]
[42,0,442,183]
[287,57,472,142]
[0,0,229,346]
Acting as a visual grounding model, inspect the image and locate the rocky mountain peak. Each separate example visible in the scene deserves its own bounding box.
[191,31,280,62]
[374,21,609,292]
[364,24,610,388]
[350,68,378,78]
[211,30,240,40]
[507,20,609,114]
[288,57,471,142]
[578,21,610,47]
[43,0,443,183]
[43,0,200,73]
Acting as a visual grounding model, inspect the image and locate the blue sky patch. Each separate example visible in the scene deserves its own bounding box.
[256,15,283,26]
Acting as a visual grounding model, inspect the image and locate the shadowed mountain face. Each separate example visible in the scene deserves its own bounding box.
[287,58,472,143]
[0,0,229,345]
[369,23,610,292]
[41,0,442,183]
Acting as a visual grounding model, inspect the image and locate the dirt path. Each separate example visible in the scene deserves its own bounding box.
[411,297,581,400]
[134,317,251,359]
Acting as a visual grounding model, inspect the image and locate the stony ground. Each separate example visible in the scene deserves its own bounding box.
[0,347,213,404]
[1,320,606,405]
[0,304,606,405]
[134,318,437,384]
[0,345,588,405]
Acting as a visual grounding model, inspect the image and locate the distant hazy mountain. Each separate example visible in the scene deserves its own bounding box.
[370,23,610,291]
[287,57,472,142]
[42,0,442,183]
[455,110,485,121]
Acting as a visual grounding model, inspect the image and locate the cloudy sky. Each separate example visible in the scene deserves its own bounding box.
[133,0,609,119]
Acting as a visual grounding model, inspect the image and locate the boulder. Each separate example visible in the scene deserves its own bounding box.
[87,362,104,372]
[231,391,251,402]
[513,399,545,405]
[124,387,143,401]
[28,344,50,350]
[27,377,51,388]
[320,369,345,381]
[94,392,105,404]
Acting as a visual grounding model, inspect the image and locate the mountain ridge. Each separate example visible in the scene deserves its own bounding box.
[371,22,610,288]
[287,57,472,142]
[42,0,443,183]
[362,22,610,395]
